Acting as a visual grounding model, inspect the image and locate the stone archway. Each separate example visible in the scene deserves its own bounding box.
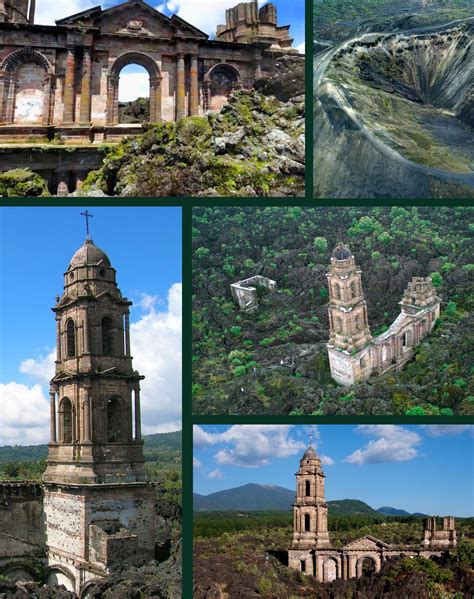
[356,555,377,578]
[107,52,162,125]
[402,328,413,351]
[46,565,76,592]
[0,48,55,125]
[1,561,36,583]
[323,557,339,581]
[203,63,241,111]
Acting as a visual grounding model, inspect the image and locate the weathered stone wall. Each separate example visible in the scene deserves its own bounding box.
[231,275,277,311]
[0,482,45,580]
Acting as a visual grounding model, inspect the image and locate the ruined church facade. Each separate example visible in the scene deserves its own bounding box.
[327,244,441,386]
[288,446,457,582]
[0,0,296,142]
[0,235,156,597]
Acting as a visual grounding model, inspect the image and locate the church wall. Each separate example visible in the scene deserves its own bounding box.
[0,483,45,564]
[43,488,87,559]
[13,63,45,124]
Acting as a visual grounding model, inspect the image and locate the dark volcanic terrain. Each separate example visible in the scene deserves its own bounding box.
[314,1,474,198]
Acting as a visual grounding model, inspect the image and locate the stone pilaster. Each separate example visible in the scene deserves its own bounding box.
[176,54,186,120]
[49,390,57,443]
[62,48,76,124]
[134,385,142,442]
[190,55,199,116]
[79,49,92,125]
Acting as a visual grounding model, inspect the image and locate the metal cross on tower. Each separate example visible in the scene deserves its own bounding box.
[309,430,313,446]
[81,210,94,239]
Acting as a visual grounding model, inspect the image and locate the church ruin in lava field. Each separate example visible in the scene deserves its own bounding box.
[327,244,441,385]
[0,0,296,140]
[288,445,457,582]
[0,224,158,596]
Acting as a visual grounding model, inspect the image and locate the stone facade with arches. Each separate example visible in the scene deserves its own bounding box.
[326,244,441,386]
[0,235,157,596]
[0,0,296,141]
[288,446,457,582]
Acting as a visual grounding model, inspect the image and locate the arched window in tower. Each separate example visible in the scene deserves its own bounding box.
[333,283,341,300]
[304,513,311,531]
[350,281,357,298]
[335,317,343,333]
[59,398,73,443]
[102,316,114,355]
[66,320,75,357]
[305,480,311,496]
[106,397,124,442]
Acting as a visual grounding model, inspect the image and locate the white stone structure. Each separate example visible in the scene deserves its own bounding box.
[230,275,277,311]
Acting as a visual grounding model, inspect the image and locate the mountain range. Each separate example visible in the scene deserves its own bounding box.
[194,483,426,516]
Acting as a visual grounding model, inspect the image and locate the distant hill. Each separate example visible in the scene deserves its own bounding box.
[377,506,427,517]
[194,484,381,514]
[0,430,181,464]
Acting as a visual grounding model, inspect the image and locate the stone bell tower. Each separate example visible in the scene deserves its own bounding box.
[326,244,373,386]
[42,216,155,596]
[291,444,331,550]
[44,226,146,484]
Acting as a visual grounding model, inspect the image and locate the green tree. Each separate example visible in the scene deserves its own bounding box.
[430,272,443,287]
[313,236,328,253]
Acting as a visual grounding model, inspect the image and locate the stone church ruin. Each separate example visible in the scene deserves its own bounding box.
[327,244,440,386]
[288,445,457,582]
[230,275,277,311]
[0,230,159,596]
[0,0,297,192]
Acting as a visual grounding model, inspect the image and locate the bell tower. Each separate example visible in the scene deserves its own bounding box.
[291,444,331,550]
[42,217,155,595]
[327,244,372,353]
[44,219,146,484]
[326,244,373,386]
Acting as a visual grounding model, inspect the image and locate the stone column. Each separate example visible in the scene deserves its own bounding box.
[124,313,131,357]
[176,54,186,120]
[56,318,61,360]
[79,49,92,125]
[43,74,56,126]
[134,385,142,442]
[83,308,90,354]
[4,77,15,124]
[63,48,77,124]
[50,389,57,443]
[83,393,91,442]
[150,77,162,123]
[254,60,262,79]
[190,55,199,116]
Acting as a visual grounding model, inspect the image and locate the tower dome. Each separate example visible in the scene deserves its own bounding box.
[302,446,317,460]
[68,238,111,269]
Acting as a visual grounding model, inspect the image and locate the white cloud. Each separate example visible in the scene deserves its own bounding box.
[118,72,151,102]
[35,0,97,25]
[296,41,305,54]
[208,468,223,479]
[193,425,305,468]
[131,283,182,434]
[155,0,268,36]
[345,425,421,465]
[422,425,473,437]
[0,383,50,445]
[321,455,334,466]
[19,350,55,386]
[193,457,202,468]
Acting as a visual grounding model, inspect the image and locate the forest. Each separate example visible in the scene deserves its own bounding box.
[192,207,473,415]
[194,511,474,598]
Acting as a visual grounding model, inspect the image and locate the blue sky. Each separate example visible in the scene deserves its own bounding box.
[0,207,182,445]
[194,425,474,517]
[33,0,305,101]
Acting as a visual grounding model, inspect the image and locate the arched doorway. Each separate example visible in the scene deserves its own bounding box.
[323,557,338,581]
[117,64,150,124]
[357,556,377,578]
[0,49,55,125]
[46,566,75,592]
[203,63,240,111]
[107,52,162,125]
